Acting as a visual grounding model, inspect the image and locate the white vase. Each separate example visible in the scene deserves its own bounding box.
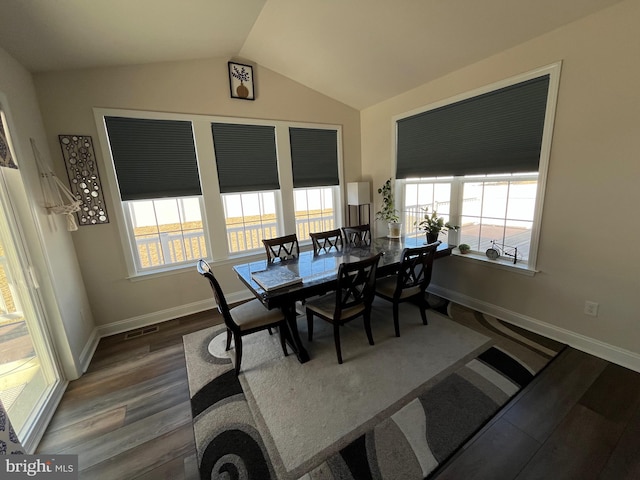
[387,222,402,238]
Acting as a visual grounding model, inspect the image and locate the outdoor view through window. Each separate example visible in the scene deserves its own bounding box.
[130,187,336,269]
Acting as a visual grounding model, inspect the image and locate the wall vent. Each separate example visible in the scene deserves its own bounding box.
[124,325,159,340]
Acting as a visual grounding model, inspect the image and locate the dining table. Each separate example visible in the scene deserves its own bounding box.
[232,236,453,363]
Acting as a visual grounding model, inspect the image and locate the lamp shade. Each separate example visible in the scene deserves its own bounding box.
[347,182,371,205]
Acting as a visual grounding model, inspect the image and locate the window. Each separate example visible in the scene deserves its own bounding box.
[294,187,338,239]
[127,197,206,270]
[96,109,344,273]
[459,174,537,263]
[103,115,207,273]
[212,122,281,254]
[403,178,452,243]
[222,191,278,254]
[395,63,560,270]
[289,127,340,238]
[403,174,537,264]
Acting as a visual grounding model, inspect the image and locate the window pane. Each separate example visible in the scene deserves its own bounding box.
[403,181,452,239]
[481,182,508,219]
[506,181,537,221]
[223,191,278,253]
[405,183,418,206]
[416,183,433,207]
[460,177,536,262]
[154,199,181,233]
[434,184,451,215]
[459,216,481,250]
[462,182,483,217]
[294,187,336,239]
[127,197,206,269]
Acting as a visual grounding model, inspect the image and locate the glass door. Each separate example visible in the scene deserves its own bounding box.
[0,110,61,449]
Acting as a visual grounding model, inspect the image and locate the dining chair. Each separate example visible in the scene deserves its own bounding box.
[197,259,290,375]
[263,233,300,263]
[305,253,382,364]
[374,241,440,337]
[342,224,371,247]
[309,228,343,255]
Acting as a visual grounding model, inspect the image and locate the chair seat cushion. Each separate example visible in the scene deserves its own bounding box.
[231,299,285,331]
[305,293,365,321]
[375,275,421,299]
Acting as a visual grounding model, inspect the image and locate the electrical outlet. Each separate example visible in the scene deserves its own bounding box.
[584,301,599,317]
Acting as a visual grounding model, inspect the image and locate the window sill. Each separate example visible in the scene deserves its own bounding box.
[126,249,288,281]
[451,249,538,276]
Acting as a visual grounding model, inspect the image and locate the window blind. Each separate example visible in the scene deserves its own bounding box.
[211,123,280,193]
[396,75,550,178]
[289,127,339,188]
[104,116,201,201]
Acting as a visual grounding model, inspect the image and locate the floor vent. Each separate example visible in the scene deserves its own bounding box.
[124,325,159,340]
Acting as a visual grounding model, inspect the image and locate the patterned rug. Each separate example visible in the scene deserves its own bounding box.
[184,297,564,480]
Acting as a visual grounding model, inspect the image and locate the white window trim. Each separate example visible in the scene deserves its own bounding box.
[94,108,344,278]
[391,61,562,274]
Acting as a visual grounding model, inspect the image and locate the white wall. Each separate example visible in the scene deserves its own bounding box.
[33,58,361,333]
[0,45,96,379]
[362,0,640,368]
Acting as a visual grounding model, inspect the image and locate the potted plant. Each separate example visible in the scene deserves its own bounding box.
[458,243,471,254]
[375,178,402,238]
[415,206,458,244]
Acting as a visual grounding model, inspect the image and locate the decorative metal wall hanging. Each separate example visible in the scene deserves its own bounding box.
[0,119,18,169]
[58,135,109,227]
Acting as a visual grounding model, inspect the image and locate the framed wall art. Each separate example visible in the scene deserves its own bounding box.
[228,61,255,100]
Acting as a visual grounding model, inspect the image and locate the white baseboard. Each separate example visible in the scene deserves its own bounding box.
[429,284,640,373]
[91,285,640,374]
[95,290,253,338]
[79,327,100,374]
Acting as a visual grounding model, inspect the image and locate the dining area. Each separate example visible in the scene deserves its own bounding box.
[197,225,452,374]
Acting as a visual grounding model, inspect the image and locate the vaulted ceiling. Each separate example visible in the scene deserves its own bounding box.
[0,0,623,109]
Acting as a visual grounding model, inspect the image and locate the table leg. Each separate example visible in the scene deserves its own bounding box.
[282,304,310,363]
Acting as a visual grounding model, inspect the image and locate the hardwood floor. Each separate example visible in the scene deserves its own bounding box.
[432,347,640,480]
[36,309,223,479]
[37,310,640,480]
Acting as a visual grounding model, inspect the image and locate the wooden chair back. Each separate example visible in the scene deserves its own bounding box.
[310,228,343,255]
[262,234,300,263]
[334,253,381,318]
[196,259,236,331]
[342,224,371,247]
[393,241,440,299]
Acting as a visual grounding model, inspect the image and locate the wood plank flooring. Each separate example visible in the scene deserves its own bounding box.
[37,309,640,480]
[36,309,221,479]
[431,348,640,480]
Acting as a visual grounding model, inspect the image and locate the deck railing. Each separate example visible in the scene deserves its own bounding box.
[135,214,335,267]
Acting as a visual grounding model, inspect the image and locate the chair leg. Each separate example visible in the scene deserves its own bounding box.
[225,328,232,351]
[364,313,374,346]
[306,311,314,341]
[419,295,429,325]
[333,323,343,364]
[234,333,243,375]
[278,323,288,357]
[393,303,400,337]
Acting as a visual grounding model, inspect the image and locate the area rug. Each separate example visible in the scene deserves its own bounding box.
[184,298,564,480]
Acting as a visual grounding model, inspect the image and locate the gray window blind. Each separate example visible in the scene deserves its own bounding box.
[289,127,339,188]
[211,123,280,193]
[104,116,201,201]
[396,75,550,178]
